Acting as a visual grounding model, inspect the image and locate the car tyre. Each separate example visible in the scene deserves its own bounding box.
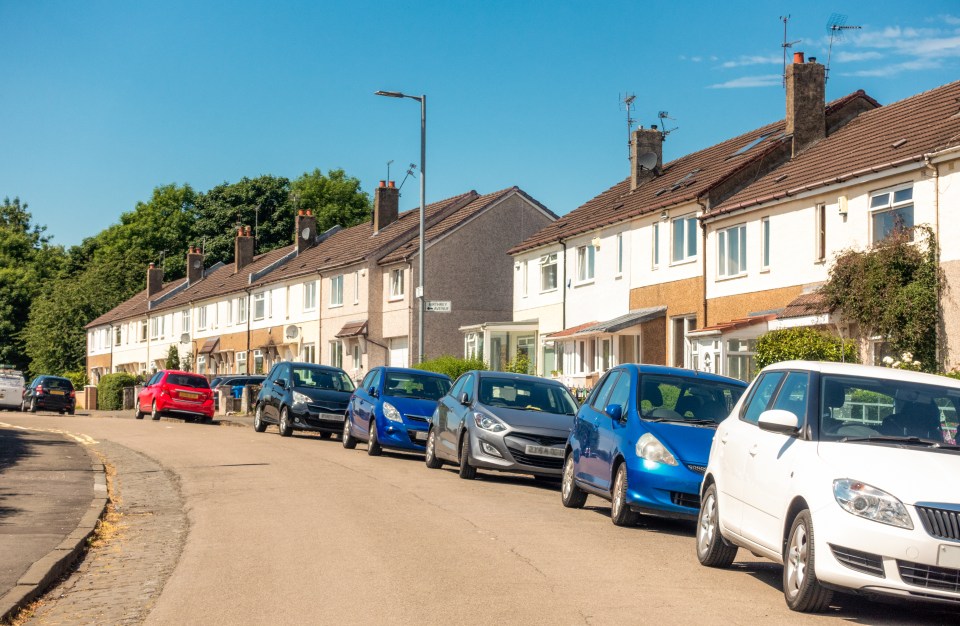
[67,409,75,416]
[610,463,638,526]
[784,510,833,613]
[458,433,477,480]
[317,432,331,440]
[367,421,382,456]
[342,416,358,449]
[424,428,443,469]
[561,453,588,508]
[696,483,738,567]
[253,404,267,432]
[134,404,144,420]
[29,398,37,413]
[151,401,161,421]
[278,407,293,437]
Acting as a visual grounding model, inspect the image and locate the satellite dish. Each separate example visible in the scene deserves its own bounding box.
[285,325,300,340]
[301,227,312,241]
[636,151,658,171]
[180,333,190,344]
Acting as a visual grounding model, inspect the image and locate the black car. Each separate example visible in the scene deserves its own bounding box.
[253,362,355,437]
[22,375,76,415]
[210,375,266,409]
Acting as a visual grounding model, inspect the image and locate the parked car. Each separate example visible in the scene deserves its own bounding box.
[0,369,25,411]
[254,362,355,437]
[135,370,214,422]
[425,370,579,480]
[210,375,266,410]
[561,364,747,525]
[21,375,76,415]
[343,367,452,455]
[696,361,960,612]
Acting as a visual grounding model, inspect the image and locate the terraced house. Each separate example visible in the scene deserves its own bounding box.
[492,53,960,384]
[85,184,555,383]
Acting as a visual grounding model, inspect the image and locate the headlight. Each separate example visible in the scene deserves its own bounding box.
[635,432,678,466]
[383,402,403,422]
[292,391,310,406]
[833,479,913,529]
[473,411,507,433]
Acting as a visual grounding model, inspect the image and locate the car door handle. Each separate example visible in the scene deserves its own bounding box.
[720,432,728,444]
[749,445,759,457]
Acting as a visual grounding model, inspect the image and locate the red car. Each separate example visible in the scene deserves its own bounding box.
[135,370,214,422]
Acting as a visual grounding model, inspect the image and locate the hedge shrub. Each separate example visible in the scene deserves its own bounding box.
[754,327,859,370]
[97,372,138,410]
[414,355,486,380]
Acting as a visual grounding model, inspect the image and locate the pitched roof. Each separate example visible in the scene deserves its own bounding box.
[778,292,830,319]
[708,80,960,217]
[688,313,777,336]
[509,91,879,255]
[85,279,185,329]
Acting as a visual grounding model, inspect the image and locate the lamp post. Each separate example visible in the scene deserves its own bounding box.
[375,90,426,365]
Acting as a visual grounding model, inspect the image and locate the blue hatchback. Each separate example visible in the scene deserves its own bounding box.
[343,367,452,455]
[561,364,747,525]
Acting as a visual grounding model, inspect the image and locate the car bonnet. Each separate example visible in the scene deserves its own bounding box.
[381,395,439,418]
[478,403,575,432]
[643,421,717,465]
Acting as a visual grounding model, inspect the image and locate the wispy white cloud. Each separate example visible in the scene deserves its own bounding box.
[720,54,782,68]
[842,58,942,78]
[708,74,782,89]
[834,50,883,63]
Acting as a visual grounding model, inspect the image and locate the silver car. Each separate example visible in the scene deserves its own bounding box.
[425,370,579,479]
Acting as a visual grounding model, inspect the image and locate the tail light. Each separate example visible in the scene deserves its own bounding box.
[35,385,44,395]
[69,390,76,398]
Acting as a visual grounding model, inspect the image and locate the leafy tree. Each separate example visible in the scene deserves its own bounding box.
[754,327,859,370]
[414,355,486,380]
[290,168,371,234]
[820,227,941,372]
[165,345,180,370]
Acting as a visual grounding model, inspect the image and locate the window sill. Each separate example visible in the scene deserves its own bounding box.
[614,273,623,280]
[759,267,770,274]
[716,273,748,282]
[539,287,558,295]
[573,279,595,288]
[329,304,343,309]
[669,257,698,268]
[387,296,404,302]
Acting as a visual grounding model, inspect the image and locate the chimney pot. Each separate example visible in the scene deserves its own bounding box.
[244,225,251,236]
[808,56,817,63]
[306,209,312,216]
[298,209,304,216]
[387,180,395,188]
[237,228,243,237]
[379,180,386,188]
[793,51,805,64]
[149,262,155,268]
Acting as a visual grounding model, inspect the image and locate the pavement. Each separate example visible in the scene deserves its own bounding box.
[0,422,107,623]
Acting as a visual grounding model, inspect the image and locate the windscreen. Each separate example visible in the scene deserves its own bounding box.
[637,375,746,424]
[819,374,958,444]
[383,372,451,401]
[166,374,209,389]
[290,366,355,392]
[478,377,578,415]
[43,378,74,391]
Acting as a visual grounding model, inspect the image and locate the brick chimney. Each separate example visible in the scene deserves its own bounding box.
[630,127,663,191]
[373,180,399,232]
[185,246,204,284]
[146,262,163,296]
[786,52,826,157]
[295,210,317,254]
[235,226,255,272]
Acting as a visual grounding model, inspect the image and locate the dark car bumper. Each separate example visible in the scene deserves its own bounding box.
[35,395,76,412]
[290,405,347,433]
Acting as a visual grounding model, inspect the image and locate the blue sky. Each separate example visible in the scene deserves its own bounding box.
[3,1,959,248]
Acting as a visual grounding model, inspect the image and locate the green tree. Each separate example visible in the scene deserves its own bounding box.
[289,168,371,234]
[754,327,859,370]
[165,345,180,370]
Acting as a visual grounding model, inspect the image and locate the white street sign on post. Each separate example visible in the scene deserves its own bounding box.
[425,300,451,313]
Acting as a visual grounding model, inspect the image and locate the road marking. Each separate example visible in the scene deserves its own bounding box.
[0,421,99,445]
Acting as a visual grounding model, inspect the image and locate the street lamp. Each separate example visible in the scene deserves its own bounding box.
[375,90,426,365]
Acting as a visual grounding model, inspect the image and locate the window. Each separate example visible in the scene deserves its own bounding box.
[726,338,757,382]
[871,185,914,243]
[590,372,620,410]
[237,297,248,324]
[210,304,217,329]
[197,355,206,375]
[616,233,624,275]
[539,253,557,292]
[815,203,826,262]
[253,350,264,374]
[354,271,360,305]
[576,245,595,282]
[517,336,536,374]
[772,372,809,422]
[521,260,529,297]
[150,317,160,340]
[303,281,317,311]
[140,321,148,342]
[302,343,316,364]
[761,217,771,270]
[718,224,747,278]
[671,214,698,263]
[198,305,208,330]
[236,351,247,375]
[253,293,265,320]
[329,341,343,368]
[330,275,344,307]
[741,372,785,425]
[114,326,121,346]
[352,343,361,370]
[182,309,191,335]
[389,268,404,300]
[597,338,611,372]
[652,222,660,269]
[672,316,697,368]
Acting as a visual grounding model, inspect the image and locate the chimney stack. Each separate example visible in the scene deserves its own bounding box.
[630,127,663,191]
[295,210,318,254]
[186,246,204,283]
[147,262,163,296]
[373,180,400,233]
[235,227,255,272]
[786,52,826,157]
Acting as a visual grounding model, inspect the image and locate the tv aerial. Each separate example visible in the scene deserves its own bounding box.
[620,93,637,160]
[398,163,417,191]
[658,111,678,140]
[826,13,862,82]
[780,15,801,87]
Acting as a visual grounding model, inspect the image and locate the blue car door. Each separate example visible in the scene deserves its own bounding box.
[354,369,382,437]
[577,372,620,488]
[595,369,633,493]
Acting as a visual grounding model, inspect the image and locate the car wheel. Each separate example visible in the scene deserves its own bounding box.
[68,409,75,416]
[458,433,477,480]
[424,428,443,469]
[29,398,37,413]
[134,403,144,420]
[253,404,267,432]
[784,510,833,612]
[151,401,161,421]
[342,416,357,449]
[561,453,588,508]
[610,463,638,526]
[696,483,738,567]
[317,432,331,440]
[278,407,293,437]
[367,421,382,456]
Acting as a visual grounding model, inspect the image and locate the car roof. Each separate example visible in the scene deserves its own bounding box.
[380,367,450,379]
[762,360,960,389]
[474,370,565,385]
[162,370,205,377]
[284,361,348,373]
[616,364,748,386]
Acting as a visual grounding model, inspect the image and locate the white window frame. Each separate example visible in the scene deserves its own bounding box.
[140,320,148,342]
[253,350,264,374]
[114,326,121,346]
[182,308,191,335]
[330,275,344,307]
[521,260,529,297]
[539,253,558,292]
[253,292,265,321]
[237,296,248,324]
[197,355,206,375]
[761,217,771,270]
[870,184,914,243]
[198,305,208,330]
[652,222,660,269]
[718,224,747,278]
[616,233,624,276]
[329,340,343,368]
[354,271,360,305]
[576,244,595,284]
[150,317,160,340]
[236,351,247,374]
[302,343,316,364]
[389,268,405,300]
[352,343,361,370]
[814,203,826,263]
[303,281,317,312]
[671,214,698,264]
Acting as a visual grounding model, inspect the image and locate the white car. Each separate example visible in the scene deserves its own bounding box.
[696,361,960,612]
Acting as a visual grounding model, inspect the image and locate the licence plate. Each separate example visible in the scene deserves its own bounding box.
[320,413,345,422]
[939,544,960,568]
[525,445,564,458]
[412,430,428,441]
[179,392,199,400]
[51,390,65,396]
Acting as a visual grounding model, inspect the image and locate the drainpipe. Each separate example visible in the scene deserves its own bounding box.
[560,239,567,330]
[245,288,251,373]
[697,199,709,329]
[109,324,114,374]
[923,155,942,369]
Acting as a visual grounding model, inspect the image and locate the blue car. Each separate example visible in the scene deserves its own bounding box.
[561,364,747,525]
[342,367,452,455]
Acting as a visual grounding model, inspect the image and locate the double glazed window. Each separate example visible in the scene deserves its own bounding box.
[672,214,698,263]
[303,281,317,311]
[576,245,595,282]
[540,253,558,291]
[330,275,344,307]
[253,293,265,321]
[718,224,747,278]
[329,341,343,368]
[389,268,404,300]
[871,185,913,243]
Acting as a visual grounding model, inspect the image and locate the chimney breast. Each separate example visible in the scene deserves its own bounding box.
[147,262,164,296]
[187,246,204,283]
[373,181,400,232]
[630,127,663,191]
[295,209,318,254]
[235,226,254,272]
[786,52,826,157]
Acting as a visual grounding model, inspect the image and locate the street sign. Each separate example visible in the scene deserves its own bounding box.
[425,300,451,313]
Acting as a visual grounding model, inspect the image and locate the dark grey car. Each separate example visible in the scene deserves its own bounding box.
[425,370,578,479]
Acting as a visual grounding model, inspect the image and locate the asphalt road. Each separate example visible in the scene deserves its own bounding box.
[1,412,955,625]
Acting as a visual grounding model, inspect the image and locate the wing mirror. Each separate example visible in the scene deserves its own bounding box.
[459,392,471,406]
[369,387,378,398]
[605,403,624,422]
[757,409,801,435]
[275,378,287,389]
